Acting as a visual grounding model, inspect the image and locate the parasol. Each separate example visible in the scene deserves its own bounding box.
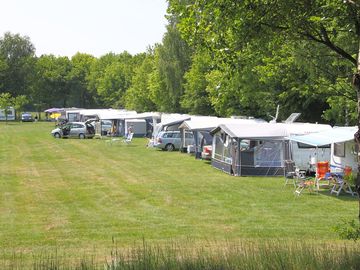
[49,112,62,119]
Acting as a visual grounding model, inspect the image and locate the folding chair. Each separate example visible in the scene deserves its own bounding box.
[330,172,355,197]
[315,161,330,191]
[294,178,316,196]
[284,160,299,187]
[123,132,134,144]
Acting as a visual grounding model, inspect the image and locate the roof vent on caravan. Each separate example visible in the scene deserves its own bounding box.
[284,113,301,124]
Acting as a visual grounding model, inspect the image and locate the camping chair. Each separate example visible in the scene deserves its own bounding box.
[315,161,331,191]
[294,178,316,196]
[284,160,307,187]
[123,132,134,144]
[330,167,355,196]
[283,160,315,196]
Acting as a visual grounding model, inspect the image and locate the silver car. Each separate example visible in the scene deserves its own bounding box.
[51,121,95,139]
[154,130,194,151]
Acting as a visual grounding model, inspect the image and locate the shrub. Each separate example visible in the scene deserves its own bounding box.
[334,219,360,241]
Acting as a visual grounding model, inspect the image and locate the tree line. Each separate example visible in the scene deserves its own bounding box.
[0,0,359,125]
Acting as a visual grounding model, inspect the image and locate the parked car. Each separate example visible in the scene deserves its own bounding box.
[154,130,194,151]
[21,112,33,122]
[51,121,95,139]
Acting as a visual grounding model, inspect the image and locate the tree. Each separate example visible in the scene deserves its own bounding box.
[181,50,214,115]
[96,52,134,108]
[125,51,157,112]
[33,55,72,108]
[13,94,28,119]
[149,25,192,112]
[69,53,96,108]
[168,0,360,218]
[0,32,36,98]
[87,52,136,108]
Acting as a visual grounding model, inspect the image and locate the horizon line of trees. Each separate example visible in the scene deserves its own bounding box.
[0,1,358,126]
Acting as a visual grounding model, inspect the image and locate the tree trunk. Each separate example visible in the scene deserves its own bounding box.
[354,40,360,222]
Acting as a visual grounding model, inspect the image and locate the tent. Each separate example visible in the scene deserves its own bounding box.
[179,117,266,158]
[210,123,290,176]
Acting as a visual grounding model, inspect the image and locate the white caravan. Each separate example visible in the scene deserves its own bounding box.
[285,123,332,173]
[0,107,15,121]
[288,126,358,174]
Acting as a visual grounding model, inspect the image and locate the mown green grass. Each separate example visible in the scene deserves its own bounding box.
[0,121,359,259]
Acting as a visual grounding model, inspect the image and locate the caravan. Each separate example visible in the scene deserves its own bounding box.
[330,127,358,174]
[0,107,15,121]
[285,123,332,173]
[288,126,358,174]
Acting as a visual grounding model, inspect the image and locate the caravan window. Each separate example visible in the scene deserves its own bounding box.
[334,142,345,157]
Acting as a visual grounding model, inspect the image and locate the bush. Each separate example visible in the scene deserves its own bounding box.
[334,219,360,241]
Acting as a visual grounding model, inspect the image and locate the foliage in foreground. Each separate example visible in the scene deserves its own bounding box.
[1,240,360,270]
[334,219,360,242]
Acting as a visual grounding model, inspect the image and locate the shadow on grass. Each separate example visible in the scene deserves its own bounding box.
[316,189,359,201]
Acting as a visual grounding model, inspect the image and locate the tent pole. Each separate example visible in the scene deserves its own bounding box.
[239,138,241,176]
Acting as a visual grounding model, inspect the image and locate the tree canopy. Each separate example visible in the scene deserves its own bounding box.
[0,1,359,124]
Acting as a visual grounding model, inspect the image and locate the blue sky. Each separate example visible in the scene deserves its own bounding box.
[0,0,168,57]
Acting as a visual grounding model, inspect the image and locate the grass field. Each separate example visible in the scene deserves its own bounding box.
[0,121,359,265]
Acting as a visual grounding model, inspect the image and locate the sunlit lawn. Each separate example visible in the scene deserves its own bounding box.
[0,121,358,257]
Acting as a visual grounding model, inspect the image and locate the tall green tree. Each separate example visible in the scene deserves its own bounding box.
[87,53,116,107]
[181,50,214,115]
[33,55,72,108]
[0,32,36,98]
[13,94,28,119]
[125,51,156,112]
[149,25,192,112]
[168,0,358,119]
[96,52,134,108]
[69,53,96,108]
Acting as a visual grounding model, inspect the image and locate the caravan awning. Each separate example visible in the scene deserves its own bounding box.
[288,127,357,147]
[211,123,289,139]
[179,117,265,131]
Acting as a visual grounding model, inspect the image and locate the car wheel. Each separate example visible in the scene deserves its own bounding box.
[54,133,61,139]
[79,133,85,139]
[165,143,175,151]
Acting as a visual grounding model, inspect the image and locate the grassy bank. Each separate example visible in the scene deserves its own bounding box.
[1,240,360,269]
[0,121,359,262]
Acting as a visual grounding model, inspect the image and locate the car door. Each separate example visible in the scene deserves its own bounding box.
[172,132,182,149]
[69,123,83,137]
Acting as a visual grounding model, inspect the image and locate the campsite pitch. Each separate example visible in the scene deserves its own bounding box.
[0,122,358,257]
